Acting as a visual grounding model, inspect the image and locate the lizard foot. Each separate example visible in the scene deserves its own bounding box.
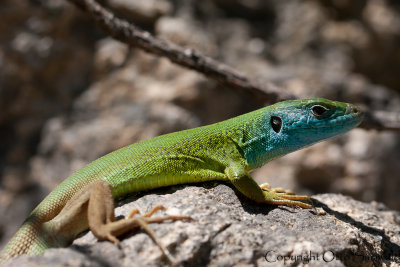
[259,182,294,194]
[99,205,192,264]
[263,191,314,209]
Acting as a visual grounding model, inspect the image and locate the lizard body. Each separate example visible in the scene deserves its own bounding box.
[0,98,363,263]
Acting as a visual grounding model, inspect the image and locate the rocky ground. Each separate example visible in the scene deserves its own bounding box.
[1,0,400,265]
[5,184,400,266]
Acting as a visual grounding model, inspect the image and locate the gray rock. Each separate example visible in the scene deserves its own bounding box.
[107,0,172,24]
[4,184,400,266]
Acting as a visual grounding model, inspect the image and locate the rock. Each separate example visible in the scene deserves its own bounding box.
[107,0,172,25]
[156,16,218,54]
[4,184,400,266]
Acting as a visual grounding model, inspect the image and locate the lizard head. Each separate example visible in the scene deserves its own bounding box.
[244,98,363,168]
[269,98,363,142]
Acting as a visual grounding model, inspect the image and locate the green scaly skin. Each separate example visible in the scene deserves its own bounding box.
[0,98,363,262]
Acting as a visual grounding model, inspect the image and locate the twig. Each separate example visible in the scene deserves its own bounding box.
[360,110,400,132]
[67,0,294,103]
[66,0,400,132]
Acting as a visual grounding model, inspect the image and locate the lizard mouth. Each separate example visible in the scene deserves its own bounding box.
[338,103,363,124]
[317,104,363,129]
[345,103,363,117]
[293,103,363,130]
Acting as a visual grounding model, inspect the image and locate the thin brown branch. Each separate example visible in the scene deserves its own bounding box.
[67,0,294,103]
[66,0,400,132]
[360,110,400,132]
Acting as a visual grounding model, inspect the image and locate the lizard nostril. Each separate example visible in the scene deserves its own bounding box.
[352,107,358,113]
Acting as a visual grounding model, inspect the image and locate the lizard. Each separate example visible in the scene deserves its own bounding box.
[0,98,363,263]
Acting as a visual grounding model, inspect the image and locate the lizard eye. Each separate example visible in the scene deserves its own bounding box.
[312,105,328,117]
[270,116,282,133]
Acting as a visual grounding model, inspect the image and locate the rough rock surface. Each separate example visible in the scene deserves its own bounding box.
[4,184,400,266]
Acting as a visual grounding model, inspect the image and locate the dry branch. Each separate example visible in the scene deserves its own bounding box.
[67,0,294,103]
[66,0,399,132]
[361,110,400,132]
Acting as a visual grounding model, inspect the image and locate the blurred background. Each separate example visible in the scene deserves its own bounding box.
[0,0,399,249]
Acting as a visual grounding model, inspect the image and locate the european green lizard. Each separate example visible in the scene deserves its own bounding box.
[0,98,363,263]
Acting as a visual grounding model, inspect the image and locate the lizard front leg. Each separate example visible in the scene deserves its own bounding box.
[44,180,191,263]
[225,163,313,209]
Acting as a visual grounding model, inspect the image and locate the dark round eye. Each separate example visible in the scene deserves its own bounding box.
[270,116,282,133]
[312,105,328,116]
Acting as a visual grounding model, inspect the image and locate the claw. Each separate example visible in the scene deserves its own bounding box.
[259,183,271,190]
[259,183,295,195]
[128,208,140,218]
[144,205,166,217]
